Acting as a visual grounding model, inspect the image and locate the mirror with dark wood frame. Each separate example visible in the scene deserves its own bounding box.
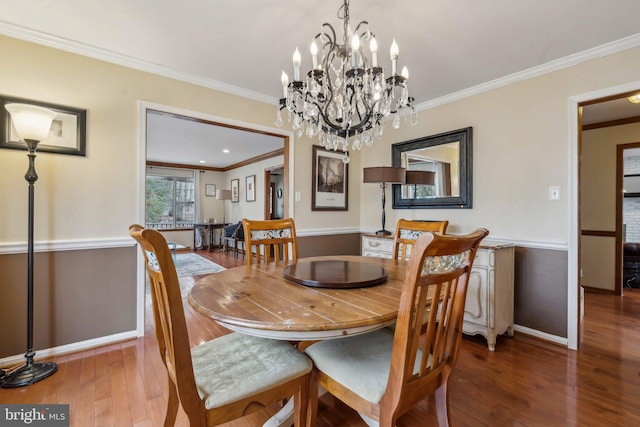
[392,127,473,209]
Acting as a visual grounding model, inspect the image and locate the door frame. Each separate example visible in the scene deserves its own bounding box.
[570,80,640,349]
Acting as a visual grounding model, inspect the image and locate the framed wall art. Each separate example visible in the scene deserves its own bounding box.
[246,175,256,202]
[0,95,87,156]
[312,145,348,211]
[205,184,216,197]
[231,178,240,202]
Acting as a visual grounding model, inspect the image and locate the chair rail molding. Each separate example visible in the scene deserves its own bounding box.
[0,237,135,254]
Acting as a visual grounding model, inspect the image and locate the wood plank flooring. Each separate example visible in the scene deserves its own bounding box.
[2,249,640,426]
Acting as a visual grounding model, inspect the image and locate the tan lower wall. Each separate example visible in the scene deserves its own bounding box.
[0,246,137,358]
[515,247,568,338]
[298,233,361,258]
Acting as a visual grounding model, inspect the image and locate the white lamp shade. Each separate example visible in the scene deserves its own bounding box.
[5,103,57,141]
[216,189,232,200]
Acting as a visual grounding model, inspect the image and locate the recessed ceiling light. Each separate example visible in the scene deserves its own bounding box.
[223,149,230,153]
[628,94,640,104]
[199,160,206,163]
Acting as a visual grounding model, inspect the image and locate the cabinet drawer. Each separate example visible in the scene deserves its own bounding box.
[362,236,394,254]
[362,249,391,258]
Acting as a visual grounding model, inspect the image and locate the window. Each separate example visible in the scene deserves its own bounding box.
[146,168,196,229]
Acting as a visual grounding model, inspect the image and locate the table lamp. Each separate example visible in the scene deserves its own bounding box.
[405,170,435,199]
[363,166,406,236]
[1,103,58,388]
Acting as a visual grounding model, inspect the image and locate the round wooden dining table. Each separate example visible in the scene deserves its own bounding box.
[187,255,408,341]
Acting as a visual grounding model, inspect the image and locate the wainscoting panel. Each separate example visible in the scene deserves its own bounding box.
[515,246,568,338]
[0,245,137,359]
[298,233,361,258]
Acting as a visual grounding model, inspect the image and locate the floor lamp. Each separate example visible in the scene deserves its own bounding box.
[216,189,232,252]
[363,166,406,236]
[1,103,58,388]
[216,189,232,225]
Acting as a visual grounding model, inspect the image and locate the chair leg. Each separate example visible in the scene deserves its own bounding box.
[307,371,319,427]
[294,374,311,427]
[434,382,451,427]
[164,380,180,427]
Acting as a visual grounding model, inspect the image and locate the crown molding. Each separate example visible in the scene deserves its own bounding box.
[2,21,640,117]
[416,32,640,112]
[0,20,276,105]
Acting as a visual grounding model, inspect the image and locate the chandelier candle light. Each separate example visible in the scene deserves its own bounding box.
[276,0,417,163]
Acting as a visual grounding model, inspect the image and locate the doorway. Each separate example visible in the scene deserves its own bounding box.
[135,101,294,336]
[576,91,640,347]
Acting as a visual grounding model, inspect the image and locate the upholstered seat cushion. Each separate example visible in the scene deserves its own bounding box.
[305,328,423,404]
[191,332,312,409]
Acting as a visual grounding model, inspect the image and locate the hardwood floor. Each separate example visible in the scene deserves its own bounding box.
[2,250,640,426]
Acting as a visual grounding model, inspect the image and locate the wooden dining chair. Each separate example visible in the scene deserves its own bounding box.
[305,228,489,427]
[392,219,449,261]
[129,224,311,427]
[242,218,298,265]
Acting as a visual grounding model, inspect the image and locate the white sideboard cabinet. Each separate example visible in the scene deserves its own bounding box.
[361,234,515,351]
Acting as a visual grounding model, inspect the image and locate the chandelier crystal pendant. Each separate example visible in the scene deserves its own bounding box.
[276,0,417,163]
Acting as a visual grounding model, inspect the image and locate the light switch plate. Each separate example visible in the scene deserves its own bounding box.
[549,186,561,201]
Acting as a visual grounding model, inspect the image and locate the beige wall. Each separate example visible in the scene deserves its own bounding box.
[2,33,640,355]
[360,48,640,243]
[580,123,640,291]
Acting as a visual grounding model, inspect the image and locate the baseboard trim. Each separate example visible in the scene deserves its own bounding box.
[514,324,568,347]
[0,330,137,368]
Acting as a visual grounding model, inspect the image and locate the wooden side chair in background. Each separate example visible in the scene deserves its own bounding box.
[129,224,311,427]
[305,229,489,427]
[392,219,449,261]
[242,218,298,265]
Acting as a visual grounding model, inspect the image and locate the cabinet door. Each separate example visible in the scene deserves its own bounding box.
[464,266,488,326]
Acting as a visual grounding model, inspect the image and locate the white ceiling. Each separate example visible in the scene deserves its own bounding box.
[2,0,640,166]
[146,111,284,168]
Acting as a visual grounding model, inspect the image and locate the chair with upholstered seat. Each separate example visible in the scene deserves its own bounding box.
[392,219,449,261]
[242,218,298,265]
[129,224,311,427]
[305,228,488,427]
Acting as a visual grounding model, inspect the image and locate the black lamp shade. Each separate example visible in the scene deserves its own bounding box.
[363,167,406,184]
[405,170,435,185]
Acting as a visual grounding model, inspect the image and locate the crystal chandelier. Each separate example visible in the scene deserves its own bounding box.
[276,0,417,162]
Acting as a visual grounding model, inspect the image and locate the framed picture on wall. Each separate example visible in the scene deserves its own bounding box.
[0,95,87,156]
[312,145,348,211]
[205,184,216,197]
[231,178,240,202]
[246,175,256,202]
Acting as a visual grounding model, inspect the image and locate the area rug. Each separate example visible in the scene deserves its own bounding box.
[174,252,225,277]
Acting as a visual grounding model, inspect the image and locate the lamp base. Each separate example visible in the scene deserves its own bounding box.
[375,229,392,236]
[0,361,57,388]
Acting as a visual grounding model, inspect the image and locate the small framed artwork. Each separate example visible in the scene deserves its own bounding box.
[205,184,216,197]
[246,175,256,202]
[231,178,240,202]
[312,145,348,211]
[0,95,87,156]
